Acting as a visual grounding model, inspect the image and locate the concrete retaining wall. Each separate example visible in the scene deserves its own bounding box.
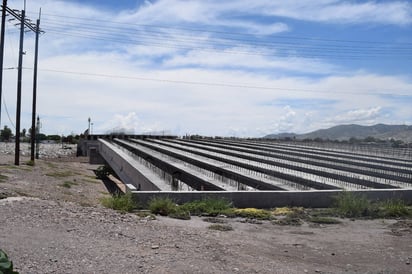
[131,189,412,208]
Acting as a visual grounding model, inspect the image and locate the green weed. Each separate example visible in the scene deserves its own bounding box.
[0,174,8,183]
[333,191,372,218]
[179,198,233,216]
[378,199,411,218]
[46,171,73,178]
[208,224,233,231]
[60,181,78,188]
[0,249,18,274]
[308,216,341,224]
[100,192,136,213]
[148,197,177,216]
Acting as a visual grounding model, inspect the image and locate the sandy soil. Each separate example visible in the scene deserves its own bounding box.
[1,150,412,274]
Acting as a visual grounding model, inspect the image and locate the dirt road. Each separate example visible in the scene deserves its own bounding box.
[1,153,411,273]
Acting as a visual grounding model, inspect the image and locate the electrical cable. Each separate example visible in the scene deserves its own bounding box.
[21,67,411,97]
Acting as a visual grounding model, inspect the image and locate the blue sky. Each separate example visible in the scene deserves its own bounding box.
[1,0,411,136]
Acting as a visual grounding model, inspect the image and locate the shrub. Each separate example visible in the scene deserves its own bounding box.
[308,216,341,224]
[234,208,272,219]
[333,191,372,218]
[100,192,136,213]
[179,198,232,216]
[378,199,411,218]
[148,197,177,216]
[95,165,113,179]
[208,224,233,231]
[168,208,191,220]
[26,160,34,166]
[0,249,18,274]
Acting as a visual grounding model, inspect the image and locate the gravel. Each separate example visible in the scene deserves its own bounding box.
[1,142,412,273]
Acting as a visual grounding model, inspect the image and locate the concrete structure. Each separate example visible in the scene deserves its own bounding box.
[81,136,412,208]
[131,189,412,208]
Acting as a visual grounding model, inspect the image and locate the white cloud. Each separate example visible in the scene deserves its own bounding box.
[247,0,412,25]
[1,0,410,138]
[327,106,383,125]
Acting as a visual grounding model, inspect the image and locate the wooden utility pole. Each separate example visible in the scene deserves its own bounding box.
[30,12,40,161]
[14,9,25,165]
[0,0,7,129]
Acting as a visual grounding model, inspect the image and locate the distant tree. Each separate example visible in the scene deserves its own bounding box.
[47,135,61,141]
[21,128,26,137]
[0,125,13,141]
[37,133,47,141]
[364,136,376,143]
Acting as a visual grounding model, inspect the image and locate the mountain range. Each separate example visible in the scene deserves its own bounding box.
[264,124,412,143]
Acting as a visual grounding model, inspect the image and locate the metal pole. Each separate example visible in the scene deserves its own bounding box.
[30,13,40,162]
[14,9,24,165]
[0,0,7,129]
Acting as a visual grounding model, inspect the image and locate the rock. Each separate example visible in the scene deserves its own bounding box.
[151,245,160,249]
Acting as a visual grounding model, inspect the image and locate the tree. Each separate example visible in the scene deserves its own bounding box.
[0,126,13,141]
[21,128,26,137]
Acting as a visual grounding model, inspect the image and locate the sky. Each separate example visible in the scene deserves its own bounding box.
[0,0,411,137]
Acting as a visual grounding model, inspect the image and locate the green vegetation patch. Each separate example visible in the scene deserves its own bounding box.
[378,199,411,218]
[179,198,233,216]
[100,192,137,213]
[308,216,342,224]
[60,181,78,188]
[0,174,8,183]
[234,208,272,220]
[208,224,233,231]
[332,192,412,219]
[0,249,18,274]
[333,191,372,218]
[46,171,74,178]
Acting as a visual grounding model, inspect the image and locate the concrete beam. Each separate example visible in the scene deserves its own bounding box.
[99,139,170,191]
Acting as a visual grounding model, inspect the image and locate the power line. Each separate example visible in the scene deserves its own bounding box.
[41,30,412,60]
[26,67,411,97]
[33,11,412,46]
[2,96,15,130]
[21,12,409,60]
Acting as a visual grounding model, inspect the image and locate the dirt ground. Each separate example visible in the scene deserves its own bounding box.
[1,154,412,274]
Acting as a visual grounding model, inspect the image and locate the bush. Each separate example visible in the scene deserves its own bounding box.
[100,192,136,213]
[333,191,372,218]
[95,165,113,179]
[179,198,232,216]
[208,224,233,231]
[234,208,272,219]
[168,208,191,220]
[308,216,341,224]
[378,199,411,218]
[0,249,18,274]
[148,197,177,216]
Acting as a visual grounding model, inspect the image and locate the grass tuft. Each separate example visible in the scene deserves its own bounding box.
[208,224,233,231]
[378,199,411,218]
[234,208,272,220]
[100,192,136,213]
[61,181,78,188]
[333,191,372,218]
[179,198,233,216]
[0,174,8,183]
[148,197,177,216]
[46,171,73,178]
[308,216,341,224]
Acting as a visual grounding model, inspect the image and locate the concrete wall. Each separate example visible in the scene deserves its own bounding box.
[131,189,412,208]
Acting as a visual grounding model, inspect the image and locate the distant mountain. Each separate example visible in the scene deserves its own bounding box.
[264,124,412,142]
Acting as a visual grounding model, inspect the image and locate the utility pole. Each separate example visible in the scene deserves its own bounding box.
[30,10,40,162]
[3,3,43,165]
[0,0,7,129]
[14,9,24,165]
